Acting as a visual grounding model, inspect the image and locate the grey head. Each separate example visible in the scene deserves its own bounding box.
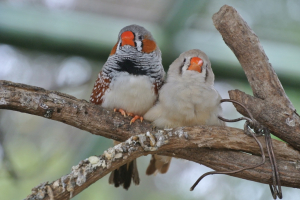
[109,24,161,57]
[167,49,215,85]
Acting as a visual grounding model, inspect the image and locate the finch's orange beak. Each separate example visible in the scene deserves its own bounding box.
[121,31,135,47]
[187,57,203,73]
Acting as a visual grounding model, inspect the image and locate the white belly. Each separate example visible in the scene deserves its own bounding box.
[102,74,156,115]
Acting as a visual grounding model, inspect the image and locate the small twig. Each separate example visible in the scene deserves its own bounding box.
[246,118,282,199]
[265,130,282,199]
[191,99,282,199]
[190,99,266,191]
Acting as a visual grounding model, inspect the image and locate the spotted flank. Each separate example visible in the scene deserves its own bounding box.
[90,72,111,105]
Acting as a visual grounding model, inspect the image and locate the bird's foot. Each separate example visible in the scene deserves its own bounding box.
[128,113,143,125]
[114,108,127,117]
[113,109,143,125]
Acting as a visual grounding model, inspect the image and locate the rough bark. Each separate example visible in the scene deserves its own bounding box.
[212,5,300,150]
[0,80,298,159]
[1,80,300,199]
[25,133,300,200]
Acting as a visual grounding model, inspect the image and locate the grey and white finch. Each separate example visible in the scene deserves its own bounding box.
[90,24,165,189]
[144,49,224,175]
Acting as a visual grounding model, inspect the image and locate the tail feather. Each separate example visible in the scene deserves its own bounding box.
[123,161,133,190]
[146,155,172,175]
[108,159,140,190]
[146,155,157,175]
[159,162,171,174]
[132,159,140,185]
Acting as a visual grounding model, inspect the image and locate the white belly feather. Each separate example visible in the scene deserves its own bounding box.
[144,81,224,128]
[102,74,156,116]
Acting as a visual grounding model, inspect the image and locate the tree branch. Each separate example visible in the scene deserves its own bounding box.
[0,80,298,159]
[212,5,300,150]
[0,80,152,141]
[1,80,300,199]
[25,132,300,200]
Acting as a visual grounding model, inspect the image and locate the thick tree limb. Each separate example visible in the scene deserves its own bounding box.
[0,80,153,141]
[212,5,300,150]
[0,80,298,159]
[25,132,300,200]
[1,80,300,199]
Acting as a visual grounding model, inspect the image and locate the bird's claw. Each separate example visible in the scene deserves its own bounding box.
[114,108,127,117]
[114,109,143,124]
[130,115,143,125]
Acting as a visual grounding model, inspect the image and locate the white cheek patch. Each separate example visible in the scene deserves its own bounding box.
[182,65,188,72]
[182,62,190,73]
[136,40,142,51]
[116,41,121,53]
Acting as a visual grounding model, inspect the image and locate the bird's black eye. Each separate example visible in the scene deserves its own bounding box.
[138,35,143,40]
[183,58,186,63]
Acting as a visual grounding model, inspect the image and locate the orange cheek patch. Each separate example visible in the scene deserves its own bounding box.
[110,42,118,56]
[142,39,156,53]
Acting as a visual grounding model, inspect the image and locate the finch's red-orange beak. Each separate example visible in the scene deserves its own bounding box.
[121,31,135,47]
[187,57,203,73]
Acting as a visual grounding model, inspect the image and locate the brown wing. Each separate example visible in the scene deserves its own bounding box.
[90,71,111,105]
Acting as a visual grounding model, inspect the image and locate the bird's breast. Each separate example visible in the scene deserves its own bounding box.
[101,74,157,115]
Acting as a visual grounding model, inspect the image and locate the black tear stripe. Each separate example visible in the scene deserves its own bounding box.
[116,59,149,76]
[179,63,184,75]
[179,59,186,75]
